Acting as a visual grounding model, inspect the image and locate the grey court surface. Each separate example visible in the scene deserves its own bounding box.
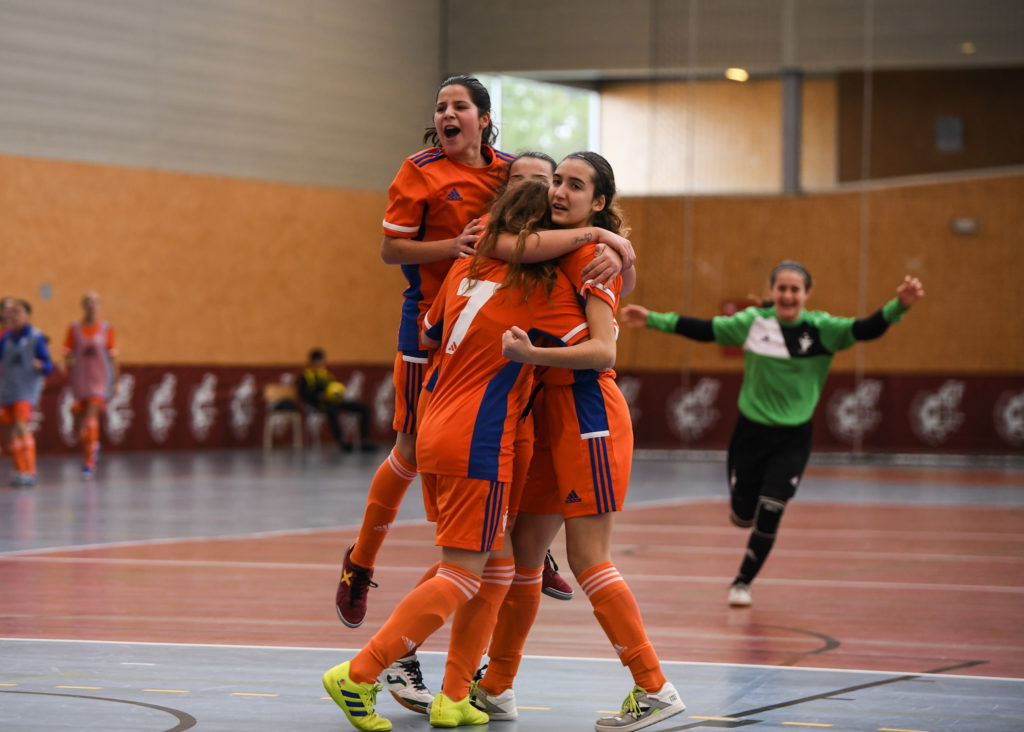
[3,448,1024,731]
[3,640,1024,732]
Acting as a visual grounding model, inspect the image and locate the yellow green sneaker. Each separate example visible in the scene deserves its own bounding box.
[322,660,392,731]
[429,692,489,728]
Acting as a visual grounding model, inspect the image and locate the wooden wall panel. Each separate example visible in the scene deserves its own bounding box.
[0,154,399,365]
[616,173,1024,374]
[3,154,1020,375]
[838,68,1024,181]
[601,77,837,194]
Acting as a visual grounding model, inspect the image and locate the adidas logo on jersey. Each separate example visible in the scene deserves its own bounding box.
[565,490,582,504]
[445,187,463,201]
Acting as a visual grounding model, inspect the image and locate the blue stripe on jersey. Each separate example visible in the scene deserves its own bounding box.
[588,436,616,513]
[481,480,505,552]
[424,315,444,344]
[571,380,610,436]
[467,360,524,480]
[419,154,449,169]
[494,149,516,163]
[411,149,445,167]
[398,264,425,350]
[424,365,439,393]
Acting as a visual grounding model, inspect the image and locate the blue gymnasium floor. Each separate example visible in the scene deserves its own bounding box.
[2,448,1024,732]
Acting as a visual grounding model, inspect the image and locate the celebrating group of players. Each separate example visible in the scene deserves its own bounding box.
[320,74,923,732]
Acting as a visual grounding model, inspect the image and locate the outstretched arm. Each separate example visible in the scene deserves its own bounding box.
[852,275,924,341]
[620,304,716,342]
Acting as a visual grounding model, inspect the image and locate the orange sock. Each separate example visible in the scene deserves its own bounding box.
[81,417,100,468]
[480,564,542,695]
[349,562,480,684]
[350,448,417,569]
[579,562,666,693]
[9,436,27,473]
[442,556,515,699]
[22,434,36,475]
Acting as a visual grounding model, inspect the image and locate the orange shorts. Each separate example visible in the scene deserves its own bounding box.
[507,412,534,519]
[71,396,107,414]
[517,389,561,515]
[522,377,633,519]
[0,402,33,424]
[392,351,431,434]
[421,472,509,553]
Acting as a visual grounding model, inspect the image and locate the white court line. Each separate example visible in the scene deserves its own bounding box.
[4,637,1024,684]
[1,554,1021,594]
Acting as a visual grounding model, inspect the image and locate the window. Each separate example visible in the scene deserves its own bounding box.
[477,74,599,160]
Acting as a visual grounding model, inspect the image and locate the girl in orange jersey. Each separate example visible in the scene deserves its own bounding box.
[334,74,513,712]
[472,153,686,732]
[322,179,618,731]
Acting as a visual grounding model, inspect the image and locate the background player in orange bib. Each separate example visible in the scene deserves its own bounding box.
[64,291,117,479]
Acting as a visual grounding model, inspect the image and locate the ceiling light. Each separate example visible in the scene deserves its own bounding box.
[960,41,976,55]
[725,67,749,82]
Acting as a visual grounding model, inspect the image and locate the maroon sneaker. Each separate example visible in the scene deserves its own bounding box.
[335,545,378,628]
[541,549,574,600]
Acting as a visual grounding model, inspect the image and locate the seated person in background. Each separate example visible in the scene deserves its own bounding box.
[298,348,374,451]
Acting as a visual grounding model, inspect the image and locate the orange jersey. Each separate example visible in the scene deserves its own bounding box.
[417,256,588,483]
[383,146,513,352]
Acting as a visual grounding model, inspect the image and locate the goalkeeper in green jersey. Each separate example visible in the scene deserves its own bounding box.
[621,262,924,607]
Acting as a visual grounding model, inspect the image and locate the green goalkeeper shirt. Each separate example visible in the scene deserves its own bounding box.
[646,299,908,427]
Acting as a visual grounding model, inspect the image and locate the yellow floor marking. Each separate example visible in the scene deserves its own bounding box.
[597,710,619,714]
[143,689,189,693]
[782,724,832,728]
[56,685,102,690]
[879,728,929,732]
[0,683,18,687]
[516,706,550,711]
[231,692,278,697]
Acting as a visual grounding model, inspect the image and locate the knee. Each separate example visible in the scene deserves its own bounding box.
[753,497,786,537]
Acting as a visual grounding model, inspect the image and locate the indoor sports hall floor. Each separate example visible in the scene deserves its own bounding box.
[2,448,1023,731]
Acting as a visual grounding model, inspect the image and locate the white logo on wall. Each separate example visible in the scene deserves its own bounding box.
[190,373,218,441]
[994,389,1024,447]
[667,378,720,441]
[375,378,395,432]
[346,370,365,401]
[148,373,177,443]
[616,376,642,424]
[106,374,136,445]
[230,374,256,440]
[58,387,76,446]
[827,379,883,444]
[910,380,965,445]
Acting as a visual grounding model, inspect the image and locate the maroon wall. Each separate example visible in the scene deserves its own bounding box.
[29,365,1024,455]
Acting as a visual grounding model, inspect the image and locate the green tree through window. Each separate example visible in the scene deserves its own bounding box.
[477,74,598,161]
